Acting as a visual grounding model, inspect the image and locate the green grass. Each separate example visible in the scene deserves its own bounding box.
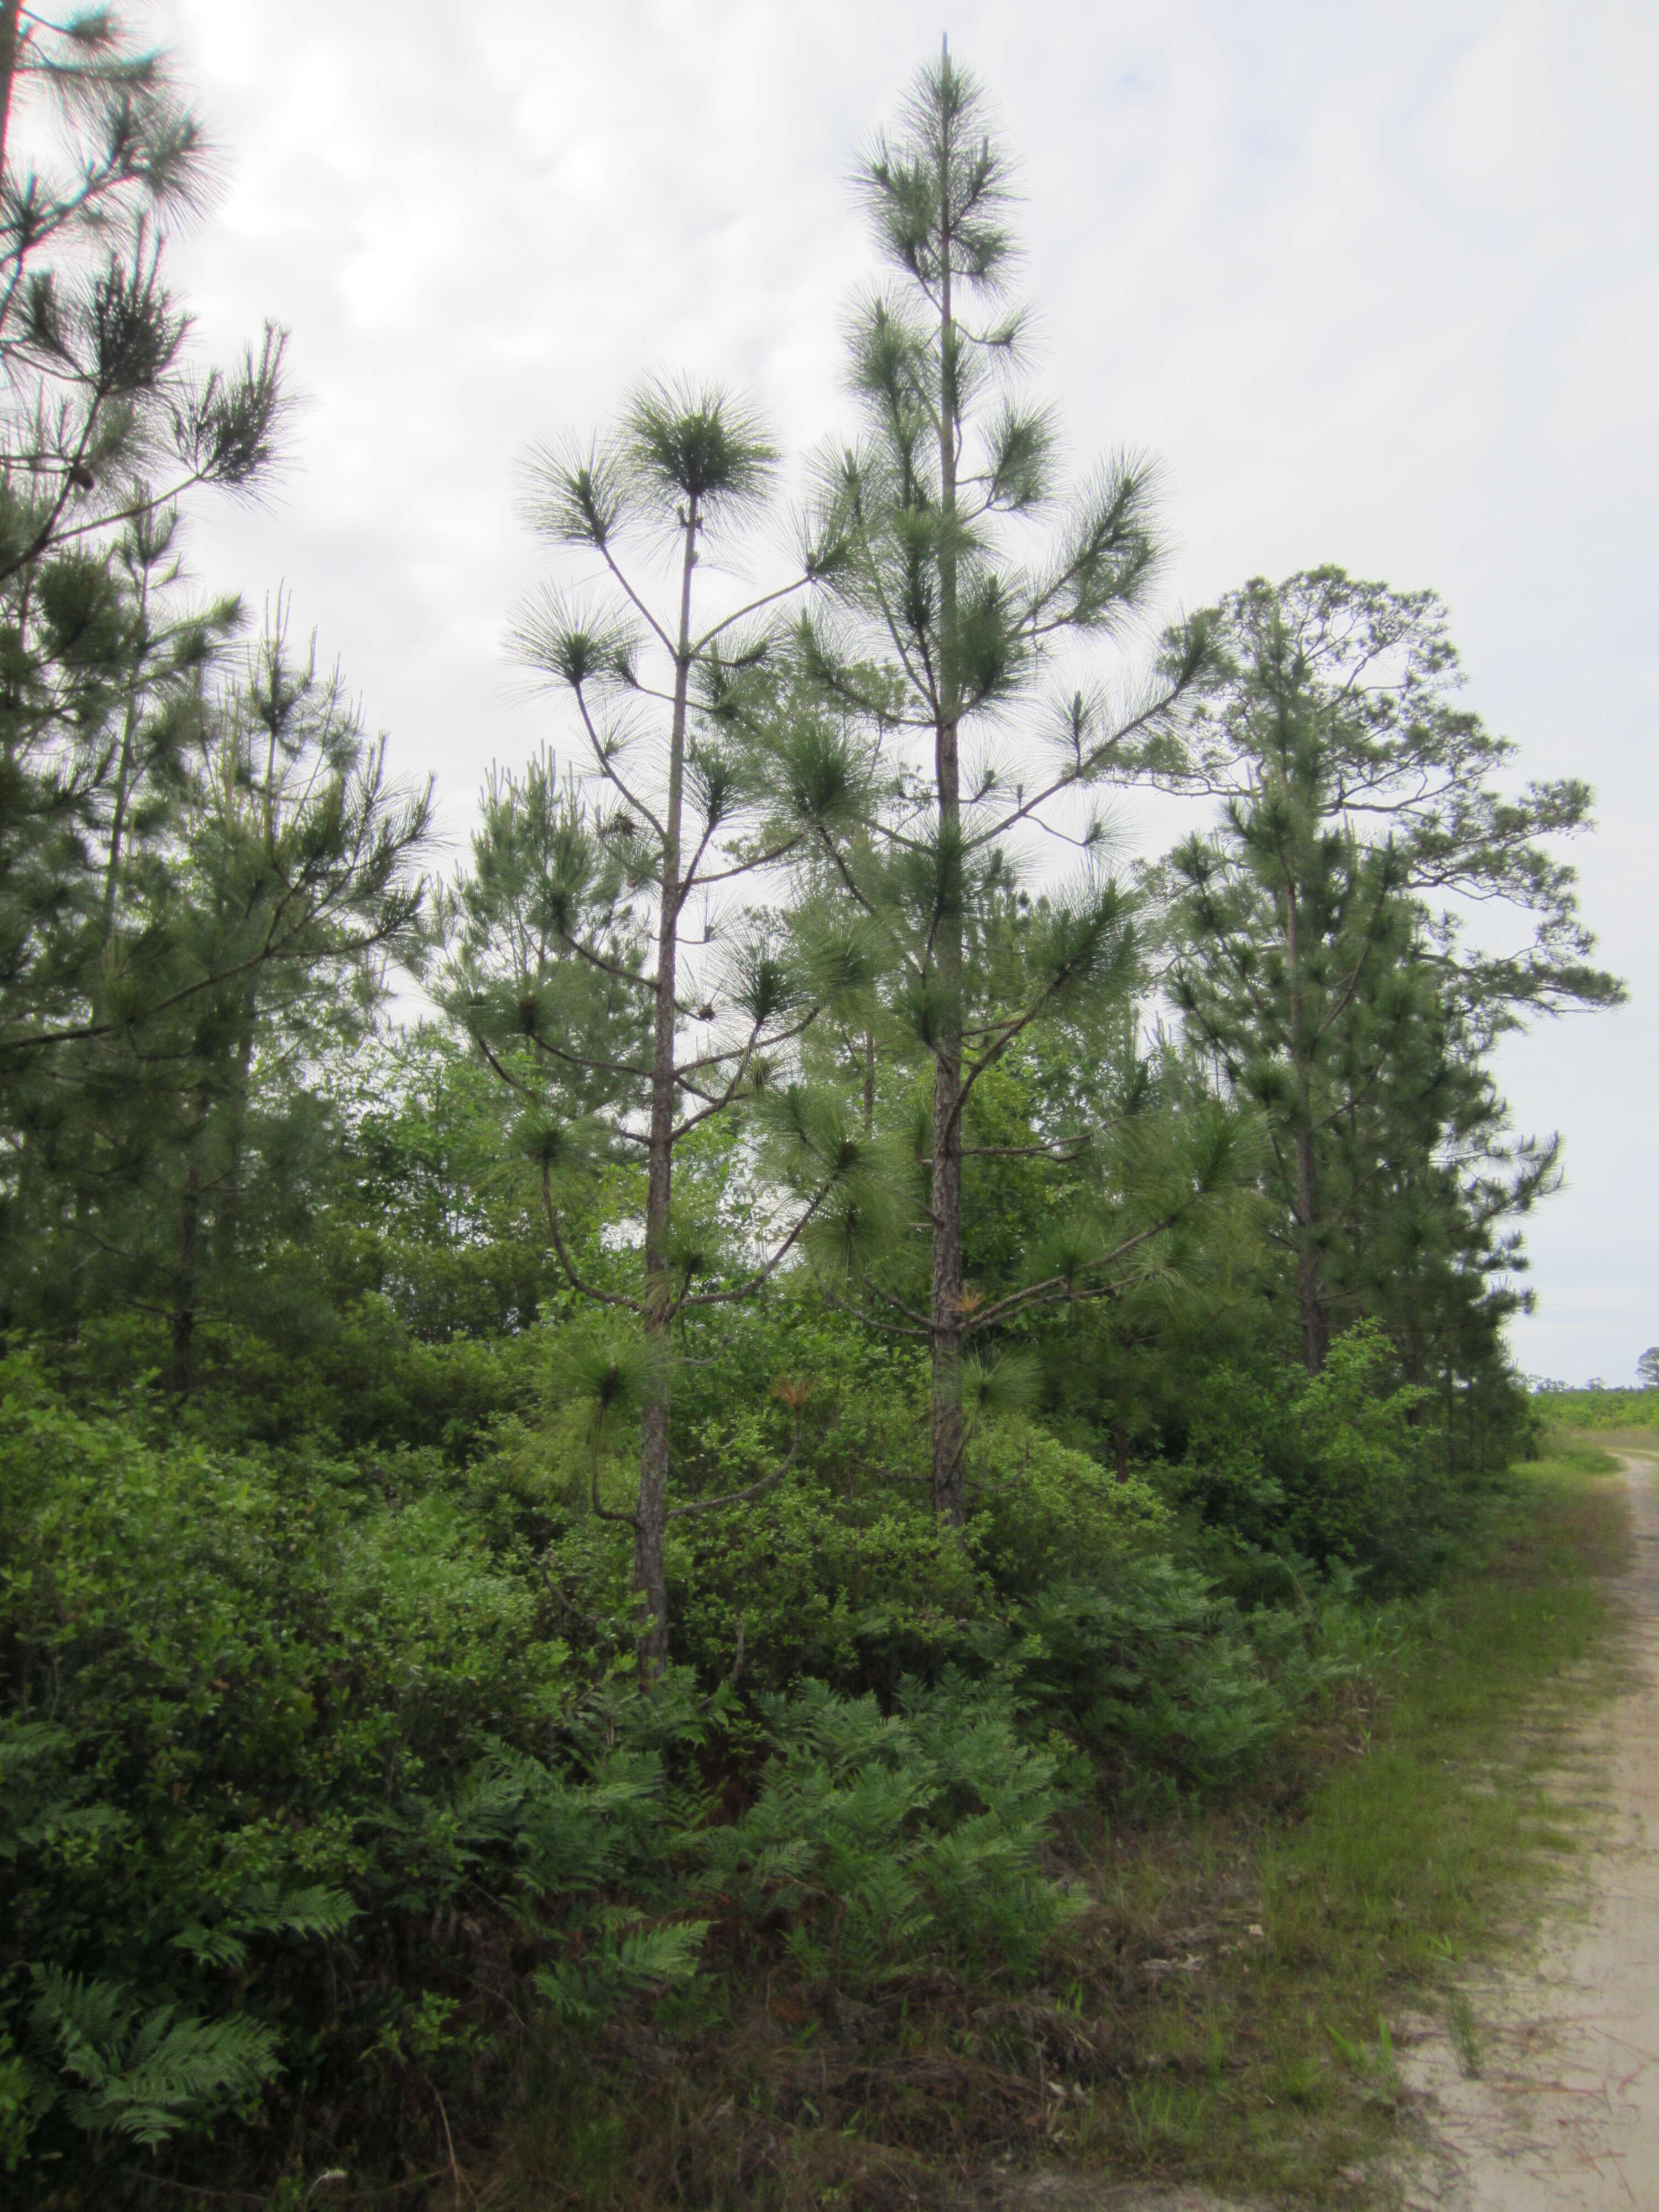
[1552,1421,1659,1455]
[1068,1438,1631,2199]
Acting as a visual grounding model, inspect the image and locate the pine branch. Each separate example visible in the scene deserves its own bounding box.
[541,1168,643,1315]
[666,1411,803,1517]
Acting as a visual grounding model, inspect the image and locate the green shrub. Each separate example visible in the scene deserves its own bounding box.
[1170,1326,1453,1583]
[672,1479,990,1694]
[971,1419,1171,1592]
[0,1357,697,2182]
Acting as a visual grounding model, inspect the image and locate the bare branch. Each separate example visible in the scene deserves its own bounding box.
[674,1179,836,1313]
[598,543,675,655]
[542,1167,644,1313]
[691,575,810,654]
[666,1412,803,1517]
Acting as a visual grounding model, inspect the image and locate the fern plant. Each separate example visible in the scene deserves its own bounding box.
[534,1913,709,2028]
[695,1672,1078,1991]
[23,1972,280,2151]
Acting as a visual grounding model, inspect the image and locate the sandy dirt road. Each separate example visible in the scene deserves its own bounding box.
[1393,1451,1659,2211]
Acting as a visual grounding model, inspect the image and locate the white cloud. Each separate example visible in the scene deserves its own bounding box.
[1552,278,1659,442]
[1417,9,1560,213]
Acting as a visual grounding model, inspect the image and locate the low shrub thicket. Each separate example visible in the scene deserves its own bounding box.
[1531,1386,1659,1434]
[1167,1325,1476,1590]
[0,1303,1504,2201]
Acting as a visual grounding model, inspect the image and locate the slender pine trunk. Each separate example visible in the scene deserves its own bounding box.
[102,570,150,924]
[169,1091,208,1395]
[216,1022,256,1262]
[1283,883,1328,1375]
[929,155,967,1526]
[0,2,22,205]
[1293,1133,1328,1375]
[635,495,698,1675]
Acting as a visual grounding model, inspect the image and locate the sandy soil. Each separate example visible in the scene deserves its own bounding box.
[982,2184,1246,2210]
[1391,1451,1659,2211]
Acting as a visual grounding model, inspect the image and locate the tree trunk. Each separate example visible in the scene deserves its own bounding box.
[0,1,22,205]
[634,494,698,1675]
[930,1020,964,1520]
[169,1094,208,1396]
[215,1021,257,1262]
[929,144,966,1526]
[1114,1413,1129,1483]
[1293,1130,1328,1376]
[102,566,150,923]
[1284,882,1328,1375]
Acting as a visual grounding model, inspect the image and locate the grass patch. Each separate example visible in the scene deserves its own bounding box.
[1066,1439,1630,2200]
[1551,1422,1659,1457]
[484,1447,1630,2209]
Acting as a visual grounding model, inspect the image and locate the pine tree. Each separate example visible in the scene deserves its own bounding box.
[1167,567,1620,1376]
[0,4,288,1095]
[2,611,431,1381]
[0,4,285,576]
[0,14,429,1370]
[446,385,868,1673]
[799,46,1214,1521]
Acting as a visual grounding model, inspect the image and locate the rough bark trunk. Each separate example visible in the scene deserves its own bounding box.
[215,1022,257,1264]
[1284,882,1328,1375]
[102,567,150,924]
[634,495,699,1674]
[169,1094,207,1396]
[0,2,22,205]
[930,1019,964,1520]
[928,150,967,1526]
[1293,1129,1329,1376]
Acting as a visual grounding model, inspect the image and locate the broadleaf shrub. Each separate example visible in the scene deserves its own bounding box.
[1168,1326,1454,1584]
[0,1358,697,2176]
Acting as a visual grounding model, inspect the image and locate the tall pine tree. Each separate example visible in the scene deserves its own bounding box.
[0,3,288,1095]
[800,46,1217,1521]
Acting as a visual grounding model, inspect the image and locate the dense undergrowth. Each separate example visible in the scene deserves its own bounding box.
[0,1316,1588,2208]
[486,1436,1623,2212]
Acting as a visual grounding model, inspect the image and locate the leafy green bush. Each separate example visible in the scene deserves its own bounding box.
[1000,1569,1291,1797]
[971,1419,1172,1592]
[0,1357,697,2182]
[672,1479,990,1694]
[0,1290,1501,2203]
[1169,1326,1453,1584]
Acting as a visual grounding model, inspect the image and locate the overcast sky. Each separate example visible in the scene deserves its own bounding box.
[144,0,1655,1383]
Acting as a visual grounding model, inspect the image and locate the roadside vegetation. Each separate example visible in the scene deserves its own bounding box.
[0,16,1632,2210]
[1531,1389,1659,1447]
